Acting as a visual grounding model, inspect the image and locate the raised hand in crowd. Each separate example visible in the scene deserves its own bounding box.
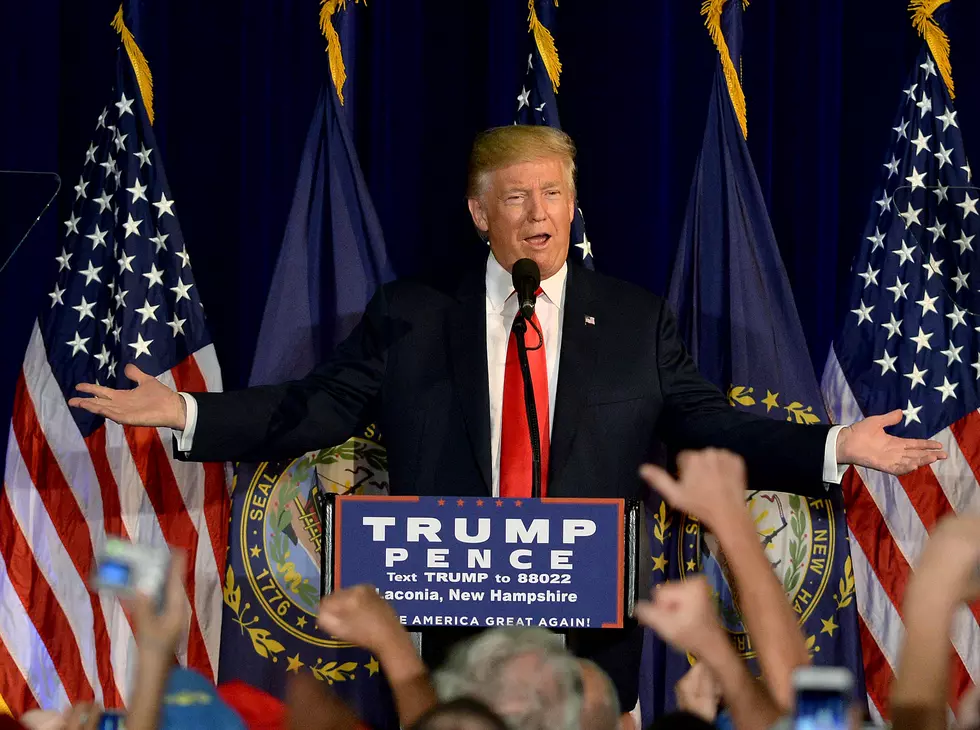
[635,577,779,730]
[317,585,437,727]
[640,449,809,709]
[673,662,722,725]
[286,672,364,730]
[892,514,980,730]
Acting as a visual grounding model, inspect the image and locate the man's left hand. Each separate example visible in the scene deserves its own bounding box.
[837,409,946,475]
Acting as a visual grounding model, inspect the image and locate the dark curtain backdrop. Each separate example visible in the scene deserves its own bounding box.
[4,0,980,413]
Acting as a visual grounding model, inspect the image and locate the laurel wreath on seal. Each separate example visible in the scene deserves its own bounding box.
[652,502,672,544]
[781,494,808,595]
[834,556,856,610]
[784,402,821,425]
[223,567,287,662]
[727,385,756,407]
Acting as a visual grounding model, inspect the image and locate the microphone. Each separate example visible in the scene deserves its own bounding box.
[512,258,541,320]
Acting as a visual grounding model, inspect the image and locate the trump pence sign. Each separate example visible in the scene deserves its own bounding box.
[333,496,626,629]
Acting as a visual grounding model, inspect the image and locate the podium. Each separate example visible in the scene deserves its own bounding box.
[314,493,645,629]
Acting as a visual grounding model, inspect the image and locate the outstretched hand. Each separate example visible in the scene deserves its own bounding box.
[837,409,946,476]
[68,364,186,430]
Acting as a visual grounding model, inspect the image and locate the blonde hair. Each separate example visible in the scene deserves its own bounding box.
[466,125,577,200]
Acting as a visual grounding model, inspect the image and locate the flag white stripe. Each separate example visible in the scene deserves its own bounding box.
[848,530,902,671]
[930,423,980,514]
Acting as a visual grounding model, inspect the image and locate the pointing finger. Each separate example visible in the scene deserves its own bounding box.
[639,464,683,507]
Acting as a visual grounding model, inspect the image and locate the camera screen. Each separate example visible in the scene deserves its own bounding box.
[794,689,849,730]
[96,559,132,589]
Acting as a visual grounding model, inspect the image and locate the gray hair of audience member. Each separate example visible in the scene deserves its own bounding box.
[578,659,620,730]
[434,627,584,730]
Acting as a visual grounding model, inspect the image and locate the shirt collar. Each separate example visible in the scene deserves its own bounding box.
[485,252,567,313]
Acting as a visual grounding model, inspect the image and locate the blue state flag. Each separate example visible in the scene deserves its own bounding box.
[217,5,397,727]
[638,0,865,721]
[513,0,594,269]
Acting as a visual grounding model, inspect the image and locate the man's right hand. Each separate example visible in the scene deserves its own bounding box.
[68,364,187,430]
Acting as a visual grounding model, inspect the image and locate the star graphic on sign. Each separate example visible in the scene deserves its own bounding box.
[947,304,967,331]
[874,350,897,375]
[128,332,153,359]
[135,144,153,168]
[72,296,96,321]
[905,167,926,190]
[899,202,922,228]
[973,354,980,380]
[74,176,89,200]
[910,326,934,353]
[953,232,975,255]
[153,192,175,217]
[957,192,978,219]
[820,616,839,637]
[93,190,113,214]
[149,232,169,253]
[86,225,108,248]
[916,291,938,316]
[55,248,72,272]
[933,182,949,203]
[916,91,933,118]
[952,267,970,292]
[171,278,194,302]
[652,553,668,572]
[249,545,261,558]
[875,191,893,214]
[922,253,943,280]
[902,399,923,425]
[934,143,954,168]
[66,331,90,356]
[143,263,165,289]
[762,390,780,411]
[867,228,886,250]
[49,283,65,307]
[366,657,380,676]
[886,278,909,302]
[926,220,946,241]
[517,86,531,110]
[115,92,135,117]
[904,363,928,390]
[122,213,142,239]
[126,178,148,203]
[515,500,523,507]
[79,260,102,286]
[910,130,932,155]
[893,119,909,139]
[94,345,110,371]
[495,500,503,507]
[892,240,916,266]
[64,212,80,236]
[167,314,187,337]
[883,155,900,178]
[437,499,446,506]
[118,251,136,273]
[286,654,304,674]
[176,247,191,268]
[881,313,903,340]
[85,143,98,165]
[935,376,959,402]
[476,499,484,507]
[135,299,160,324]
[936,106,958,131]
[851,300,874,325]
[575,235,593,260]
[456,499,465,507]
[940,344,963,366]
[858,264,879,288]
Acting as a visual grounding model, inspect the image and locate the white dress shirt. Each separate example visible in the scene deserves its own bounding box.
[175,252,846,488]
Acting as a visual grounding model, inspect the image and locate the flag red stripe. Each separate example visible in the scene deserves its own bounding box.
[0,635,39,715]
[857,613,892,719]
[122,425,213,679]
[895,463,954,534]
[11,374,120,706]
[171,357,229,571]
[947,412,980,627]
[83,427,130,542]
[0,490,92,704]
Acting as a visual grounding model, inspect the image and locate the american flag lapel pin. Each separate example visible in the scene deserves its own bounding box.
[584,315,595,326]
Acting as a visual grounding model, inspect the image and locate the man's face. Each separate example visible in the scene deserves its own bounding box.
[468,156,575,280]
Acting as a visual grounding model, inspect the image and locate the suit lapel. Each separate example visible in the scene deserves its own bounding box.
[550,265,599,494]
[448,269,492,493]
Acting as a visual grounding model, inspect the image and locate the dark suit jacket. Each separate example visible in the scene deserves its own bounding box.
[181,263,831,500]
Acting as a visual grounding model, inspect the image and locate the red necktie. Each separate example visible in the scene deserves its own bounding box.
[500,289,550,498]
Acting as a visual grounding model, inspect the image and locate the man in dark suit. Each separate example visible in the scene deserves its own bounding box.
[72,126,944,716]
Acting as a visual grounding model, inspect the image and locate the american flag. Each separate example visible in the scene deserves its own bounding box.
[515,0,594,269]
[0,24,228,713]
[821,43,977,720]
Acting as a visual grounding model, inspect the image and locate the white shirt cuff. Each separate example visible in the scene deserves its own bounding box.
[823,424,848,485]
[174,392,198,453]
